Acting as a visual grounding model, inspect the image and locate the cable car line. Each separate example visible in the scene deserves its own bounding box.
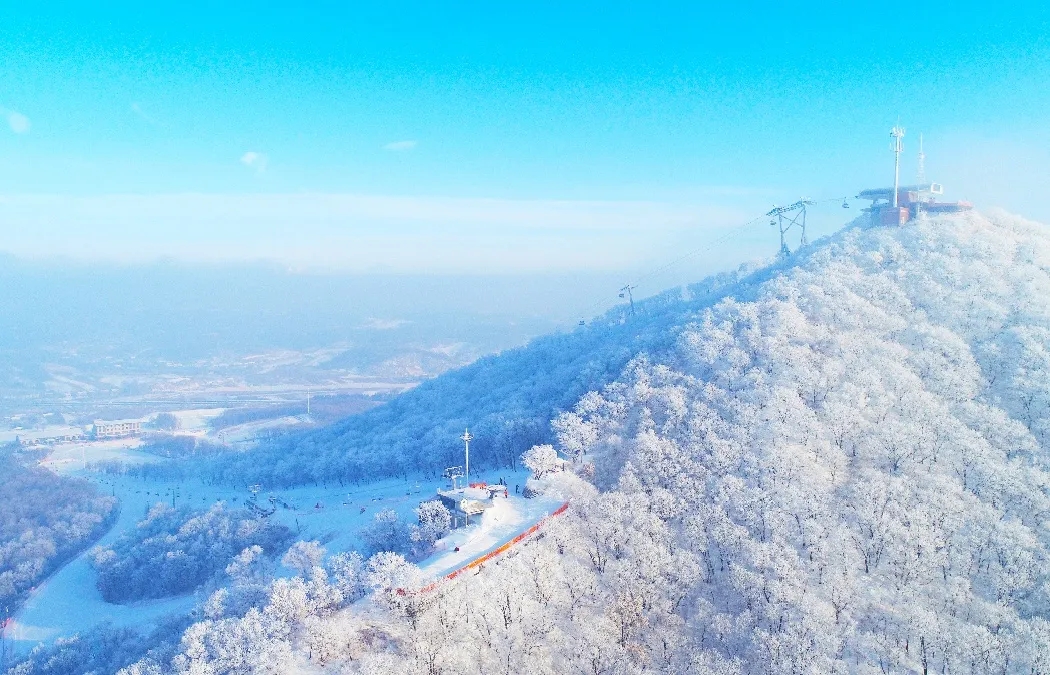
[573,195,856,326]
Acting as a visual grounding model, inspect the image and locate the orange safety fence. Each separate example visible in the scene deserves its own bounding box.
[407,501,570,595]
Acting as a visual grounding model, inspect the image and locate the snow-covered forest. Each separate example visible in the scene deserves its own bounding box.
[12,210,1050,674]
[0,446,116,618]
[90,503,292,603]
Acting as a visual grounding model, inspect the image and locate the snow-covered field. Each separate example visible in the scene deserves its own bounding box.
[7,438,550,654]
[215,415,311,446]
[41,437,157,473]
[0,425,86,445]
[170,407,225,433]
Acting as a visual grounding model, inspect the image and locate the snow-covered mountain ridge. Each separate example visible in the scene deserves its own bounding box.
[117,210,1050,674]
[543,209,1050,672]
[215,246,768,486]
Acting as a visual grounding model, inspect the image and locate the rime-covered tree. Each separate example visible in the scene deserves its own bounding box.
[359,508,412,555]
[521,444,560,477]
[409,500,451,555]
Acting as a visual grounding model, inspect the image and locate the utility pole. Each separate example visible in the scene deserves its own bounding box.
[619,285,636,316]
[891,124,905,207]
[461,428,473,485]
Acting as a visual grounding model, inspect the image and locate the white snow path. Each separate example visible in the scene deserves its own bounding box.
[419,491,565,579]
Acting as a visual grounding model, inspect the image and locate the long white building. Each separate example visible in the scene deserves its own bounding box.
[92,418,142,439]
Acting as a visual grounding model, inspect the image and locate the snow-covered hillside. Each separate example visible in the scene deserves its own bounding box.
[213,259,761,487]
[26,210,1050,674]
[539,209,1050,673]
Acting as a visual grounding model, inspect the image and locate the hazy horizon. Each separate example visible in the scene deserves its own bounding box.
[3,3,1049,273]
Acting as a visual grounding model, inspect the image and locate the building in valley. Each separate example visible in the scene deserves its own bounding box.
[92,418,142,439]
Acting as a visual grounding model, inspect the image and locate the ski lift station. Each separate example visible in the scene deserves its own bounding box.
[859,183,972,226]
[436,486,495,529]
[859,126,972,226]
[435,427,510,528]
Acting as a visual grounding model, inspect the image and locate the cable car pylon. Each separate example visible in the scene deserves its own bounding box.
[619,284,637,316]
[767,199,813,257]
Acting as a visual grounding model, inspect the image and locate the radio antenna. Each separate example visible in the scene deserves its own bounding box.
[891,124,905,207]
[917,133,926,184]
[461,428,473,484]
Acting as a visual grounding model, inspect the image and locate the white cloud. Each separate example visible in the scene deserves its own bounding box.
[5,110,30,134]
[363,318,411,330]
[240,151,268,172]
[383,140,417,152]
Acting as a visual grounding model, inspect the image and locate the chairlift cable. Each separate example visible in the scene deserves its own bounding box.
[574,212,765,323]
[574,195,854,325]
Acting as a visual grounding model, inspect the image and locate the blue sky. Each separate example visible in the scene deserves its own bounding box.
[1,2,1049,272]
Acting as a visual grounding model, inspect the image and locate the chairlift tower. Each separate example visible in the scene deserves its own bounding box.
[619,284,636,316]
[766,200,813,257]
[443,466,464,490]
[461,428,473,484]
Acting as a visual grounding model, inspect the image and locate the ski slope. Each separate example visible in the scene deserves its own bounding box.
[8,440,544,653]
[419,489,565,579]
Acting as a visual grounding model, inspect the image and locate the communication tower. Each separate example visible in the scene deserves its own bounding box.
[891,125,905,207]
[916,133,926,184]
[461,428,473,484]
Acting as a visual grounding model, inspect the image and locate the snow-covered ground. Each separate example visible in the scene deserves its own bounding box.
[170,407,225,433]
[0,425,87,445]
[215,415,311,446]
[8,439,546,653]
[168,406,314,447]
[419,490,565,579]
[41,437,158,473]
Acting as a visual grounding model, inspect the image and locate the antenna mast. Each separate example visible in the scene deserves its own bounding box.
[461,428,473,484]
[916,133,926,184]
[891,124,905,207]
